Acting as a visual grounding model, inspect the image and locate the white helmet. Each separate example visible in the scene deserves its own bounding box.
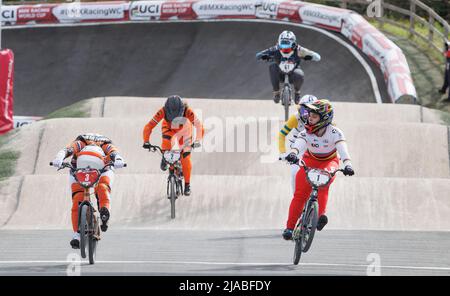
[278,30,297,58]
[300,94,317,105]
[76,145,105,170]
[298,95,318,125]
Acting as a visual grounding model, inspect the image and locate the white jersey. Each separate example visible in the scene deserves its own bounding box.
[292,125,352,165]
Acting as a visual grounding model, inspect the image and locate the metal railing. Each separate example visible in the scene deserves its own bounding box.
[307,0,450,54]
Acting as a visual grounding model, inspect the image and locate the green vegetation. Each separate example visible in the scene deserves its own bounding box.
[44,99,90,119]
[0,131,20,181]
[367,21,450,114]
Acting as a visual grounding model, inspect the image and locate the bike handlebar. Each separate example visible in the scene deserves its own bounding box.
[144,142,199,154]
[49,162,126,171]
[280,157,344,177]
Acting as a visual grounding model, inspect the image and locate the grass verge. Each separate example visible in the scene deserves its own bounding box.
[44,99,90,119]
[0,132,20,182]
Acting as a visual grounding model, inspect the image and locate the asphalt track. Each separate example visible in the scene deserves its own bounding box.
[3,21,390,116]
[0,230,449,276]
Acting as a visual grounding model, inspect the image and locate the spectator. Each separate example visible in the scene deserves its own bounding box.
[438,40,450,101]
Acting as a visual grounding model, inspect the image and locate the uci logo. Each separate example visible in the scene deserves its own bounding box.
[262,2,277,13]
[139,4,160,14]
[1,9,15,19]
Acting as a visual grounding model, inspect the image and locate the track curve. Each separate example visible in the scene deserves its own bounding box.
[4,21,388,116]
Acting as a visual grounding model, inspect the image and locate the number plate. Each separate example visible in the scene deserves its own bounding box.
[307,169,331,187]
[164,151,181,164]
[279,61,296,73]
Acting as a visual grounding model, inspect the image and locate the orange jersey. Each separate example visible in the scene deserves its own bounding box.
[143,106,204,143]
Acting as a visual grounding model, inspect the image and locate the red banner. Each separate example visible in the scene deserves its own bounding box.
[0,50,15,135]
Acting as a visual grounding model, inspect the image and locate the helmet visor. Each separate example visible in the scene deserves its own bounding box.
[279,39,293,49]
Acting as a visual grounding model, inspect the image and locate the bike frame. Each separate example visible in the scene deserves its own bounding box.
[146,143,197,219]
[50,161,115,264]
[295,164,342,235]
[288,159,343,264]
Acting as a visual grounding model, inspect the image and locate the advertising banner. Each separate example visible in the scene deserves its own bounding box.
[52,2,125,22]
[192,0,256,18]
[0,50,15,135]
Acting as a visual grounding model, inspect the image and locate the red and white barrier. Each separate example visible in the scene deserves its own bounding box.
[0,0,417,103]
[0,49,14,135]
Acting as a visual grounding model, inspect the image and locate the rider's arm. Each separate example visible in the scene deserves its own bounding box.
[59,140,84,159]
[143,107,165,143]
[298,46,321,62]
[290,134,307,159]
[186,108,204,141]
[332,126,352,167]
[52,140,83,166]
[256,46,277,60]
[279,114,299,154]
[101,143,118,159]
[336,141,352,167]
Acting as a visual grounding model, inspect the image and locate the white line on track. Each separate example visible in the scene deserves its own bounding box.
[0,260,449,272]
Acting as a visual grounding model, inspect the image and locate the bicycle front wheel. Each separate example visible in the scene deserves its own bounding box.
[79,204,89,259]
[88,210,98,265]
[301,201,318,253]
[169,176,176,219]
[282,86,290,121]
[293,225,302,265]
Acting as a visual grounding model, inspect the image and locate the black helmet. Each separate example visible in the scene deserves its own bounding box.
[164,95,185,122]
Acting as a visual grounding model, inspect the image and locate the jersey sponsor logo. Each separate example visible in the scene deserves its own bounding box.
[311,143,319,148]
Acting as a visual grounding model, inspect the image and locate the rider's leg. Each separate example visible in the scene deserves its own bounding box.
[95,171,114,232]
[315,157,339,217]
[290,69,305,104]
[269,63,281,103]
[161,127,175,171]
[70,180,84,233]
[286,167,311,230]
[290,163,300,195]
[180,151,192,196]
[70,176,83,248]
[177,125,193,189]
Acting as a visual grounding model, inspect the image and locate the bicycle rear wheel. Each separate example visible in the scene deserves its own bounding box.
[79,204,88,259]
[301,201,318,253]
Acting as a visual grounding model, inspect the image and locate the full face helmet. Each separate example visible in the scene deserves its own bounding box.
[302,99,334,134]
[278,30,297,58]
[298,95,318,125]
[164,95,186,122]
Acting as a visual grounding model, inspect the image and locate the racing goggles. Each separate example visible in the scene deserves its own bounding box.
[279,39,294,53]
